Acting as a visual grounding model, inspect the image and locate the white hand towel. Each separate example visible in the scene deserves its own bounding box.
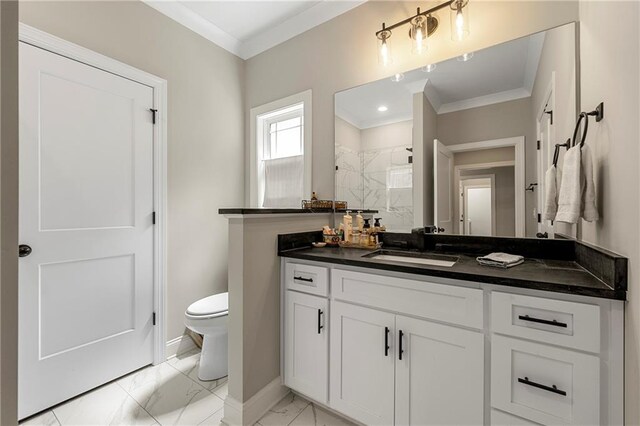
[477,252,524,268]
[581,145,599,222]
[556,145,582,223]
[542,165,562,221]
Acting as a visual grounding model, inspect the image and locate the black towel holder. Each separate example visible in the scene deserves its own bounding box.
[552,139,571,167]
[571,102,604,148]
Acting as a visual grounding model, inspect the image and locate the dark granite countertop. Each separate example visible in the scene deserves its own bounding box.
[277,232,627,300]
[219,208,379,215]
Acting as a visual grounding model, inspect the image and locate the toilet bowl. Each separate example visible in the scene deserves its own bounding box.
[184,292,228,381]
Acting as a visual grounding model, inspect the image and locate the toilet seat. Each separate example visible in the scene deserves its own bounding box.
[186,292,228,319]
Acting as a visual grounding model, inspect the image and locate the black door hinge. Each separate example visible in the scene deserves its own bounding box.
[152,312,156,326]
[150,109,158,124]
[152,212,156,225]
[537,213,541,223]
[537,140,541,150]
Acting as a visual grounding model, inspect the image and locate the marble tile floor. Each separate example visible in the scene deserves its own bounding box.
[20,349,355,426]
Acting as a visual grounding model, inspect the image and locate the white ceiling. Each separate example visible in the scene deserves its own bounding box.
[336,32,546,129]
[143,0,365,59]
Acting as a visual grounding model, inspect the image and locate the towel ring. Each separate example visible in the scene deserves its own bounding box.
[571,112,590,148]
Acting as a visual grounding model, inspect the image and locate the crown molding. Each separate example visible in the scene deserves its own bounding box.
[438,87,531,114]
[143,0,365,60]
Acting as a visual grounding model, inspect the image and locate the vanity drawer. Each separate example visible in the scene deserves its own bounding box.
[285,262,329,297]
[331,269,483,329]
[491,292,600,353]
[491,409,541,425]
[491,335,599,425]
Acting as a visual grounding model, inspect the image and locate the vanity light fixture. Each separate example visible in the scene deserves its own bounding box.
[377,105,389,112]
[376,0,470,66]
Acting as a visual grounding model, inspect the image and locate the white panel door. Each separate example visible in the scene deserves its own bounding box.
[284,291,329,403]
[434,139,453,233]
[465,186,493,236]
[329,301,395,426]
[19,42,155,418]
[395,315,484,426]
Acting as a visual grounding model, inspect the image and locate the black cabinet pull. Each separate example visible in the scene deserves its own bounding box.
[384,327,390,356]
[294,276,313,283]
[398,330,404,360]
[518,377,566,396]
[317,309,323,334]
[518,315,567,328]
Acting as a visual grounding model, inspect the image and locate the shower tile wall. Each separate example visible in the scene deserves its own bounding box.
[363,145,413,230]
[335,145,363,208]
[336,144,413,231]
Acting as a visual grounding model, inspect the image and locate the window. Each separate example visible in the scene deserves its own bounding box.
[250,90,312,208]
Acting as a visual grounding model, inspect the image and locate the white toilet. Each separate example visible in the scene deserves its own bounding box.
[184,292,229,380]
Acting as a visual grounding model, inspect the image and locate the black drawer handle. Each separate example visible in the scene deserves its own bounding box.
[384,327,390,356]
[518,377,567,396]
[398,330,404,360]
[317,309,323,334]
[294,276,313,283]
[518,315,567,328]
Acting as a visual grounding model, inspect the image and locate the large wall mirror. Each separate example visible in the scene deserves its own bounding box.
[335,22,578,238]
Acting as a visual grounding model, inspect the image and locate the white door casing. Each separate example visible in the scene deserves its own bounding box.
[18,28,167,418]
[537,77,556,237]
[433,140,454,233]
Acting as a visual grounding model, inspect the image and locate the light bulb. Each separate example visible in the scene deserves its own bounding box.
[377,106,388,112]
[456,10,465,40]
[380,40,389,66]
[416,27,424,53]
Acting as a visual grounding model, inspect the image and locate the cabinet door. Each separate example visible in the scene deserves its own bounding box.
[284,291,329,403]
[395,315,484,426]
[330,301,395,425]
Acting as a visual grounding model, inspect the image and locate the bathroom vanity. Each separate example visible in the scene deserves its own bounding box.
[278,233,626,425]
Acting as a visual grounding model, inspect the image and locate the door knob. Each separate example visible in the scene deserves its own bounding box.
[19,244,32,257]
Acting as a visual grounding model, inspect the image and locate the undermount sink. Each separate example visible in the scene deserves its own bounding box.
[363,251,459,267]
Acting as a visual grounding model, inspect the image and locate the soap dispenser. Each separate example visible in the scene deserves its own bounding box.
[356,211,364,232]
[343,210,353,243]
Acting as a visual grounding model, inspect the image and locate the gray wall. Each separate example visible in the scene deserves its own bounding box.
[577,2,640,421]
[437,98,536,235]
[1,1,19,423]
[19,1,246,343]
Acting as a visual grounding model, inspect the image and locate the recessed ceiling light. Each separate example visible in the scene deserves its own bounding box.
[377,105,388,112]
[422,64,437,73]
[390,73,405,82]
[457,52,474,62]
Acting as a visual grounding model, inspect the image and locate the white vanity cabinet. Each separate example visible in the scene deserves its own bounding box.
[281,259,624,426]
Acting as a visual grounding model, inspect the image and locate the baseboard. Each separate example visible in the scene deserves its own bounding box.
[165,334,197,360]
[222,377,289,426]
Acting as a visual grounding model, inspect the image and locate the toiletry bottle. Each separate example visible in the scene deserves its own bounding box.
[374,217,382,232]
[362,218,371,247]
[356,211,364,232]
[311,191,318,201]
[343,210,353,243]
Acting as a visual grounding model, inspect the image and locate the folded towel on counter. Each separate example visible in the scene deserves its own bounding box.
[556,145,582,223]
[542,165,562,221]
[581,145,599,222]
[477,252,524,268]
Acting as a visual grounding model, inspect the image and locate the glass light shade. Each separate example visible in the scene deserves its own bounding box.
[411,16,428,55]
[450,1,470,42]
[390,73,405,82]
[377,31,393,66]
